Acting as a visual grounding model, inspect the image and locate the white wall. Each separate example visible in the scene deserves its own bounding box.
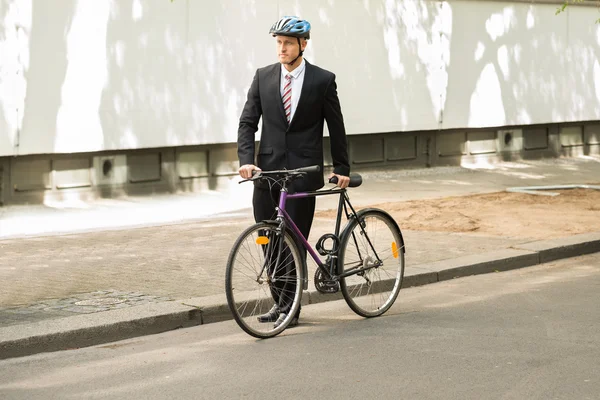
[0,0,599,157]
[444,1,600,128]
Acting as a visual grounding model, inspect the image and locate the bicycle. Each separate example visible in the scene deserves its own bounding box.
[225,165,406,338]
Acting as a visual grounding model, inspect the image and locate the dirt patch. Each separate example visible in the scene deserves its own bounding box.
[315,189,600,240]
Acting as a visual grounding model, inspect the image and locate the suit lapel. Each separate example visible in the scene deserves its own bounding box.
[288,60,313,131]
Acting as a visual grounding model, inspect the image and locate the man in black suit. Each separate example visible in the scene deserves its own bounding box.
[237,16,350,328]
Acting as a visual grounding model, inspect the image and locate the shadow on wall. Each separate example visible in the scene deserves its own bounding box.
[100,0,185,152]
[444,3,600,129]
[349,1,600,133]
[11,1,263,154]
[97,0,263,195]
[9,1,600,157]
[6,1,600,203]
[19,1,76,155]
[277,0,446,135]
[0,0,11,155]
[99,0,260,153]
[347,0,445,132]
[373,0,447,130]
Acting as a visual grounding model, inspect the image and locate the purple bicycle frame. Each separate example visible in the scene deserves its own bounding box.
[277,190,340,268]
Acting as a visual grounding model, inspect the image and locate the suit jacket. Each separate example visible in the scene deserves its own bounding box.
[237,60,350,192]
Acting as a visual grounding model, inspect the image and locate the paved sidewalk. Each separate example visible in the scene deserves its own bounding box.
[1,156,600,359]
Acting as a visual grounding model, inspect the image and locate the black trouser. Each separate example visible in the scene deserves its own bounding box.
[253,186,315,318]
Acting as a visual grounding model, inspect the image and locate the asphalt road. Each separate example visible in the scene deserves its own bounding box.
[1,253,599,400]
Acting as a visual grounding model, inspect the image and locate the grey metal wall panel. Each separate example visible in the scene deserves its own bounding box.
[209,146,238,176]
[523,128,549,150]
[11,158,52,191]
[468,131,497,155]
[585,125,600,145]
[128,153,161,183]
[386,135,417,161]
[0,162,4,204]
[350,138,384,164]
[177,151,208,179]
[54,158,92,189]
[323,139,333,168]
[438,132,466,157]
[560,126,584,147]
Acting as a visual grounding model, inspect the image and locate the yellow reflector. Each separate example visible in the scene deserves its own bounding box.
[392,242,399,259]
[256,236,270,245]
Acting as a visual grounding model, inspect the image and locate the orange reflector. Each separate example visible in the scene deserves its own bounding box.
[392,242,399,259]
[256,236,270,245]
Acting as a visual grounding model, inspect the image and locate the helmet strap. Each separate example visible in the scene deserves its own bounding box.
[287,38,303,66]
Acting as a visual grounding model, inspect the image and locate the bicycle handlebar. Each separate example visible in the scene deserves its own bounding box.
[329,174,363,188]
[295,165,321,174]
[240,165,362,189]
[239,165,321,184]
[253,165,321,176]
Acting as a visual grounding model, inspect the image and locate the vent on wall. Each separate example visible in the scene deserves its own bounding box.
[498,129,523,152]
[93,155,128,186]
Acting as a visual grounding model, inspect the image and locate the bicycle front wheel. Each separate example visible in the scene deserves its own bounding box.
[225,222,303,338]
[338,209,405,317]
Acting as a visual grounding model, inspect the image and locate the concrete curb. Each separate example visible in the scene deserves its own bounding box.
[2,232,600,360]
[0,302,202,360]
[512,232,600,263]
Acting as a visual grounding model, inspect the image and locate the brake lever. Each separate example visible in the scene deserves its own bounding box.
[238,171,262,184]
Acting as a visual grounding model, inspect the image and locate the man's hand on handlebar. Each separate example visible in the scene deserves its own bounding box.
[239,164,261,179]
[329,173,350,189]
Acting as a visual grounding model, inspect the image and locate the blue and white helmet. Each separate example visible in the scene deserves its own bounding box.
[269,16,311,39]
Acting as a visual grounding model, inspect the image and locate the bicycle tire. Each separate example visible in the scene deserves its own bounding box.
[338,209,405,317]
[225,221,303,338]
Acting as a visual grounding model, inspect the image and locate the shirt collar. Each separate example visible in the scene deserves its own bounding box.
[281,58,306,79]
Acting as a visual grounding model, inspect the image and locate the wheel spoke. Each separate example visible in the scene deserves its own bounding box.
[225,223,304,338]
[339,212,404,317]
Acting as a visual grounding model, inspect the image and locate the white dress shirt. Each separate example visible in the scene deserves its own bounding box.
[280,59,306,123]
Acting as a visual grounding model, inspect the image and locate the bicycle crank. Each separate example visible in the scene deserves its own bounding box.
[314,268,340,294]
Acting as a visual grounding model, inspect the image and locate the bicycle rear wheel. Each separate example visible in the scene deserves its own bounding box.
[225,222,303,338]
[338,209,405,317]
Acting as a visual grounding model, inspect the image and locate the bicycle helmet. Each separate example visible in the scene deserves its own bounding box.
[269,16,311,39]
[269,16,311,66]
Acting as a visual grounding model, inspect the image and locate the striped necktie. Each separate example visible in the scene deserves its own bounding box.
[282,74,292,124]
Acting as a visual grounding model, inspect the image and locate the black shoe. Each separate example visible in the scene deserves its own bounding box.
[257,305,280,323]
[273,313,299,329]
